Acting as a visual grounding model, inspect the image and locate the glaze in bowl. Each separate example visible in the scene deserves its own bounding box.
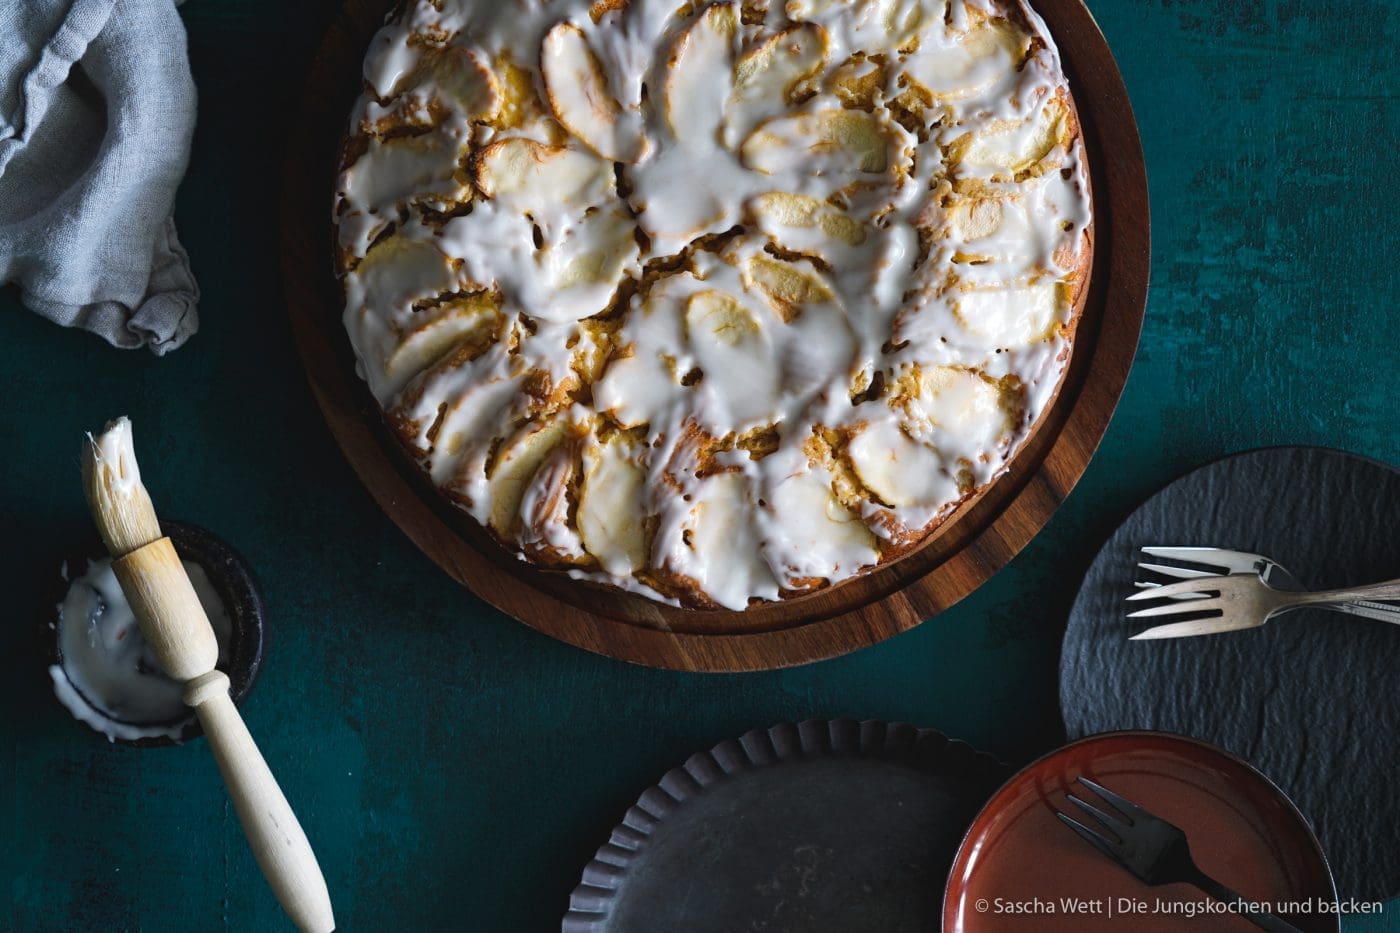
[44,521,266,749]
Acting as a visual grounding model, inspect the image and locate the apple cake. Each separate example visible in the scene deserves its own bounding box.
[334,0,1093,609]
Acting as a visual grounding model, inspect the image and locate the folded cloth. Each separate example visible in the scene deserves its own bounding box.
[0,0,199,354]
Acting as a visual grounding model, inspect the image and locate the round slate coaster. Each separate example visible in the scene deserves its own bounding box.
[563,720,1007,933]
[1060,447,1400,900]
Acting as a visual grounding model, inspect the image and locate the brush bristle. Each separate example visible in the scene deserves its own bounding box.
[82,417,162,556]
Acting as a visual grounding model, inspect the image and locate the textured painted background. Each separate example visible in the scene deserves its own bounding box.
[2,0,1397,930]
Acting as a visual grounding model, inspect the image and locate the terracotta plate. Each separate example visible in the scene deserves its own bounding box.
[943,732,1339,933]
[282,0,1149,670]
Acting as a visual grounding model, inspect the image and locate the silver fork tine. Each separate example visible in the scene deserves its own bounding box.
[1124,577,1224,601]
[1127,600,1223,620]
[1130,616,1260,640]
[1133,580,1211,600]
[1141,547,1262,574]
[1138,562,1217,579]
[1066,793,1129,836]
[1078,778,1151,823]
[1136,566,1215,600]
[1055,812,1122,862]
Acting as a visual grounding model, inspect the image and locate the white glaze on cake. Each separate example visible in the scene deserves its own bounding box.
[335,0,1092,609]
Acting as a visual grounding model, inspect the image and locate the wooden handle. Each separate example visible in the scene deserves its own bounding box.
[113,537,218,681]
[115,539,335,932]
[186,672,336,933]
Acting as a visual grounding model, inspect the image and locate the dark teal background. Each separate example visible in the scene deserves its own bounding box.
[3,0,1397,929]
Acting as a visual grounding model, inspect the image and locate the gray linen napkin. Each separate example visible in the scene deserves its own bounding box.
[0,0,199,354]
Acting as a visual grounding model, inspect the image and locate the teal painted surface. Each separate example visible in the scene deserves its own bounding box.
[1,0,1397,929]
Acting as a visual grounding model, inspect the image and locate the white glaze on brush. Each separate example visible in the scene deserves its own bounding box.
[50,558,233,742]
[87,417,143,498]
[335,0,1091,609]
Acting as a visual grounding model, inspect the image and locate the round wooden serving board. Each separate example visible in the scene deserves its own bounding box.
[282,0,1149,672]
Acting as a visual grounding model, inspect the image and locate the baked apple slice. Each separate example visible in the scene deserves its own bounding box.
[741,107,892,176]
[382,293,502,400]
[486,418,576,534]
[541,22,650,163]
[721,24,829,148]
[847,417,959,508]
[953,280,1069,345]
[577,435,648,576]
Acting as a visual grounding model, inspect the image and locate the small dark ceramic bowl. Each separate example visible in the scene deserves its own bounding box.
[44,520,266,748]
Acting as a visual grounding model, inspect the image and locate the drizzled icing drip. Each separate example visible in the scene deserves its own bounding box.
[335,0,1092,610]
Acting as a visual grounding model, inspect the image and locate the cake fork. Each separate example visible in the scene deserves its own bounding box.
[1127,560,1400,640]
[1055,778,1302,933]
[1132,546,1400,625]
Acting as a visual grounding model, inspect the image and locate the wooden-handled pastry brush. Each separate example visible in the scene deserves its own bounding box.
[82,417,335,933]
